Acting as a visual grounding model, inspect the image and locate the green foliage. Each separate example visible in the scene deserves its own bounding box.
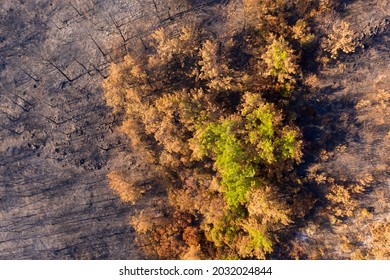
[242,220,273,256]
[278,129,301,160]
[241,92,302,164]
[243,96,278,164]
[262,37,299,92]
[206,213,239,247]
[199,120,257,208]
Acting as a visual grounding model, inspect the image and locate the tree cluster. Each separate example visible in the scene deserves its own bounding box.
[103,0,319,259]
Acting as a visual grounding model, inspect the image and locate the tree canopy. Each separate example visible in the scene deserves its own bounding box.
[103,0,318,259]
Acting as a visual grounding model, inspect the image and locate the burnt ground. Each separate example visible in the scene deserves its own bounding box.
[0,0,225,259]
[0,0,389,259]
[293,0,390,258]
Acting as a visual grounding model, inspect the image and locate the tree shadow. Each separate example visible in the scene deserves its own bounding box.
[188,0,229,6]
[294,84,358,176]
[334,0,357,13]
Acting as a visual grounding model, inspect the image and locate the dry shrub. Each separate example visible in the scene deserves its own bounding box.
[183,226,201,246]
[262,36,299,90]
[247,186,292,226]
[357,89,389,126]
[107,171,147,204]
[131,209,193,259]
[300,169,388,259]
[367,220,390,259]
[292,19,315,45]
[304,73,318,88]
[322,20,359,59]
[181,245,204,260]
[352,219,390,260]
[326,184,358,219]
[324,174,370,224]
